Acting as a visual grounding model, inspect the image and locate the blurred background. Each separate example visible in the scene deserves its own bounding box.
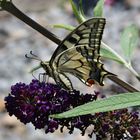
[0,0,140,140]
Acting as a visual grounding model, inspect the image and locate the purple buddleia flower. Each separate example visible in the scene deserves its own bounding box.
[5,80,140,139]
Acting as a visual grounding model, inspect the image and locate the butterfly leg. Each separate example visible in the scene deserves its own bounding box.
[38,73,49,83]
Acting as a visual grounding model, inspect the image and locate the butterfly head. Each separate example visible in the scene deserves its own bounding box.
[25,51,52,76]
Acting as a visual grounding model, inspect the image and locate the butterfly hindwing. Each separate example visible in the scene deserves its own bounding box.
[53,71,73,90]
[53,46,109,88]
[53,47,91,88]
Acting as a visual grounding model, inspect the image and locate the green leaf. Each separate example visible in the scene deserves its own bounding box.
[101,46,124,64]
[69,0,80,21]
[51,92,140,118]
[53,24,75,31]
[101,43,140,78]
[69,0,86,23]
[101,42,126,64]
[79,0,85,18]
[120,24,139,63]
[94,0,104,17]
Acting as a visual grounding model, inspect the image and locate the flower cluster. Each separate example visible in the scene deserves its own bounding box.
[5,80,97,133]
[92,110,140,139]
[5,80,140,139]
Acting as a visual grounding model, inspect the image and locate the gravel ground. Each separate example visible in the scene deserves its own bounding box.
[0,0,140,140]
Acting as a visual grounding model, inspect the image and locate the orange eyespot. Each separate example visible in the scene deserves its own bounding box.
[86,79,95,87]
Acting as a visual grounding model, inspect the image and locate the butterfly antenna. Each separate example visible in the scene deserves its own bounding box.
[25,51,42,61]
[30,51,38,58]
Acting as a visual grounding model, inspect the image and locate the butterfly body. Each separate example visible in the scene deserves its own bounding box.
[40,18,113,90]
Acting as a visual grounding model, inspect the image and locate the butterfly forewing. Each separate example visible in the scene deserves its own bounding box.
[50,18,106,63]
[55,72,73,90]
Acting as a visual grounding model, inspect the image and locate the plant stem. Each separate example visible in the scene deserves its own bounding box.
[108,76,139,92]
[1,1,139,92]
[0,1,61,45]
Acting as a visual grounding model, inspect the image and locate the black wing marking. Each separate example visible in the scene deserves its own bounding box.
[50,18,105,64]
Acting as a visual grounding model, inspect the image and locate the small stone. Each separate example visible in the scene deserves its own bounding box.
[0,98,5,112]
[0,114,27,135]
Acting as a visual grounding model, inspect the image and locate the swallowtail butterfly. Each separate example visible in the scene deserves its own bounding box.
[29,18,113,90]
